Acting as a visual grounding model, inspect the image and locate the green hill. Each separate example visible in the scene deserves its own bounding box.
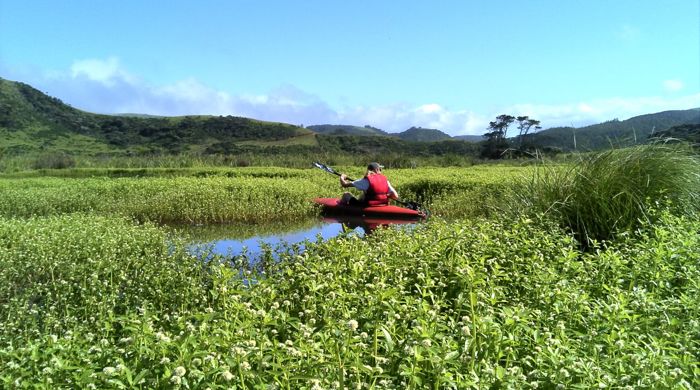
[394,127,452,142]
[525,108,700,151]
[307,124,388,136]
[0,78,482,163]
[5,77,697,162]
[0,77,314,156]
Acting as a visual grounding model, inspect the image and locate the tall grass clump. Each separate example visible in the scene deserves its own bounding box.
[510,142,700,245]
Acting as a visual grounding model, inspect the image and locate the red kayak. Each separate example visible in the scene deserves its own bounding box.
[314,198,426,219]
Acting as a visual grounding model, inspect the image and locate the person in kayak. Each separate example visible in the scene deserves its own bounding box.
[339,162,399,206]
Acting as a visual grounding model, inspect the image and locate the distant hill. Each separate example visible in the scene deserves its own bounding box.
[0,78,482,159]
[309,124,453,142]
[525,109,700,151]
[0,77,314,155]
[307,124,388,137]
[393,127,452,142]
[4,77,698,160]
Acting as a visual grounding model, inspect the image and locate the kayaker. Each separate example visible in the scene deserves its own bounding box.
[339,162,399,206]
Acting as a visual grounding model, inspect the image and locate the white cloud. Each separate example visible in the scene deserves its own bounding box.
[418,103,442,114]
[70,57,135,86]
[336,103,487,135]
[663,79,684,92]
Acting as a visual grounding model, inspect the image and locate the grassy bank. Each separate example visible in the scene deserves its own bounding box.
[0,166,524,223]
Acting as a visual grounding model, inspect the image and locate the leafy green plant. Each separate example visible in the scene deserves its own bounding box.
[1,210,699,388]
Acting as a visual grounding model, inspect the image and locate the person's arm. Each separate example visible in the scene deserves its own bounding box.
[340,174,354,188]
[388,182,399,200]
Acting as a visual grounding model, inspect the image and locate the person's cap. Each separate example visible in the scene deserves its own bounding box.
[367,162,384,171]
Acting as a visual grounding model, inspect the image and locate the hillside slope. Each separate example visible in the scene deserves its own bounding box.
[393,127,452,142]
[307,124,388,136]
[526,109,700,151]
[0,78,314,155]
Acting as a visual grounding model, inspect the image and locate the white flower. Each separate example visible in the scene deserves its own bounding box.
[102,366,116,376]
[310,379,324,390]
[170,375,182,385]
[421,339,432,348]
[347,320,359,332]
[160,357,171,365]
[240,361,251,371]
[222,370,234,381]
[155,332,171,343]
[174,366,186,377]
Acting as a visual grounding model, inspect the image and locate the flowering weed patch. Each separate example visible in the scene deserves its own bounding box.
[1,212,698,388]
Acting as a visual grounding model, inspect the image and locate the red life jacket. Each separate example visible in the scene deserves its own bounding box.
[365,174,390,206]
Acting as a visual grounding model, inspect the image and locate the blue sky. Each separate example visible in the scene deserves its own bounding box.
[1,0,698,135]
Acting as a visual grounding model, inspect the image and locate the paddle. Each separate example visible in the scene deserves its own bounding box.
[312,161,427,213]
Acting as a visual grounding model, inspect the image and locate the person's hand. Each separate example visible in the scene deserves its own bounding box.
[340,174,347,181]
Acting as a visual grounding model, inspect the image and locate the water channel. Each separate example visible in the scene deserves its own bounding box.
[177,215,419,259]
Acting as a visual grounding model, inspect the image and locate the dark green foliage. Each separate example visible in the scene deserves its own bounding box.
[32,152,76,169]
[315,134,478,157]
[651,123,700,145]
[481,114,515,158]
[453,134,486,142]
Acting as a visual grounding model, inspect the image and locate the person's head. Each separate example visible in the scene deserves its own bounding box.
[366,162,383,175]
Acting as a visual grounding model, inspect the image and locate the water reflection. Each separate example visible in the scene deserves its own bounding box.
[178,216,419,259]
[322,215,418,235]
[181,218,362,259]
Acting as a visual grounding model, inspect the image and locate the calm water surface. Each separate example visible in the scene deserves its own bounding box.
[180,216,419,259]
[183,218,361,258]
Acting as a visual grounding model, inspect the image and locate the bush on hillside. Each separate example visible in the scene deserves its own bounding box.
[32,152,76,169]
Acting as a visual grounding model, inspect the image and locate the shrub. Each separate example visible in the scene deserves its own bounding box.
[509,142,700,245]
[32,152,76,169]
